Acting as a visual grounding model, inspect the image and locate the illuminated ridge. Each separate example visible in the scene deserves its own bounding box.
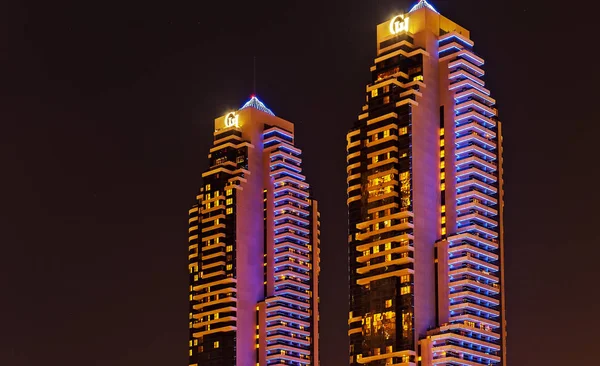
[409,0,439,13]
[240,95,275,116]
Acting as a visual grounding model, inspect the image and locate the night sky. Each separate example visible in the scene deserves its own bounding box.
[2,0,599,365]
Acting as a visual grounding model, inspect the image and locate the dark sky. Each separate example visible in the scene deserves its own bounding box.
[2,0,598,365]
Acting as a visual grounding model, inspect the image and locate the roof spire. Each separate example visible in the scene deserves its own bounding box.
[253,56,256,97]
[240,96,275,116]
[409,0,439,14]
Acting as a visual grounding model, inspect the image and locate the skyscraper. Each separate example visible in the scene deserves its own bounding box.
[346,1,506,365]
[188,97,320,366]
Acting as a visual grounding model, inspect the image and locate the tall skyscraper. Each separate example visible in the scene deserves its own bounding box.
[346,1,506,365]
[188,97,321,366]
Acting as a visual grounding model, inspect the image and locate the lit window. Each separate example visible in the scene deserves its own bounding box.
[226,264,232,271]
[214,313,219,319]
[440,183,445,191]
[440,139,445,147]
[440,128,445,136]
[413,75,424,81]
[440,161,445,169]
[401,275,410,283]
[226,189,233,196]
[226,245,233,252]
[371,89,378,97]
[373,156,379,164]
[214,190,220,197]
[441,216,446,224]
[205,184,211,191]
[214,341,219,349]
[226,207,233,215]
[385,254,392,262]
[385,242,392,250]
[383,130,390,138]
[189,350,192,356]
[441,227,447,235]
[237,156,244,163]
[401,286,411,295]
[373,246,380,254]
[363,250,370,256]
[384,220,391,227]
[385,299,392,308]
[441,205,446,213]
[374,348,381,356]
[383,96,390,104]
[226,198,233,205]
[386,345,393,353]
[440,150,445,158]
[383,85,390,93]
[440,172,445,180]
[399,127,408,135]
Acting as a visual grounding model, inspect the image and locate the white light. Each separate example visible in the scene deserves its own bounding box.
[224,112,239,128]
[389,14,409,34]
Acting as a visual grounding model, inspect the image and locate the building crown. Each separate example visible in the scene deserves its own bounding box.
[409,0,439,14]
[240,95,275,116]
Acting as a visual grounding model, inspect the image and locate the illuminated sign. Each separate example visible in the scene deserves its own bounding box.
[224,112,239,128]
[389,14,409,34]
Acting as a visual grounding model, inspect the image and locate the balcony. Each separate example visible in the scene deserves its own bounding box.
[449,254,499,272]
[449,267,499,284]
[455,144,497,161]
[454,89,496,106]
[455,111,496,129]
[456,200,498,217]
[455,121,496,139]
[450,301,500,318]
[456,179,498,195]
[454,98,496,117]
[448,243,498,261]
[456,167,498,184]
[456,155,497,174]
[449,290,500,307]
[455,133,497,150]
[449,278,501,295]
[456,223,499,239]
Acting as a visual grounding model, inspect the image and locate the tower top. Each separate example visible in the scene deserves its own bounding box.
[409,0,439,14]
[240,95,275,116]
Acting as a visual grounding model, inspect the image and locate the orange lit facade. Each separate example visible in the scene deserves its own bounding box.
[346,1,506,365]
[188,97,320,366]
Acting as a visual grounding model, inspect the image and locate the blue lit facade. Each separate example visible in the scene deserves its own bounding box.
[188,97,320,366]
[347,2,506,365]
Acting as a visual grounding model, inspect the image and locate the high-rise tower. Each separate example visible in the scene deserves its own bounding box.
[188,96,320,366]
[346,1,506,365]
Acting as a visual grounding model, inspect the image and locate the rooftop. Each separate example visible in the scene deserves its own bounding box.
[409,0,439,14]
[240,95,275,116]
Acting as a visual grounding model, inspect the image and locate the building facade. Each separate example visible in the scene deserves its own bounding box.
[347,1,506,365]
[188,97,320,366]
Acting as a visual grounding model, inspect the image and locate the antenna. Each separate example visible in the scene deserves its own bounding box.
[253,56,256,97]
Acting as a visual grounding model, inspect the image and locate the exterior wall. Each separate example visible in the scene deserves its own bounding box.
[410,16,441,341]
[235,110,265,366]
[350,2,505,365]
[189,99,320,366]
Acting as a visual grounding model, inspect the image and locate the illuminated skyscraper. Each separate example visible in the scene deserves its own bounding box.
[188,96,320,366]
[346,1,506,365]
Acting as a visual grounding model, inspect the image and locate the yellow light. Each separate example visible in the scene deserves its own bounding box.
[224,112,239,128]
[389,14,409,34]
